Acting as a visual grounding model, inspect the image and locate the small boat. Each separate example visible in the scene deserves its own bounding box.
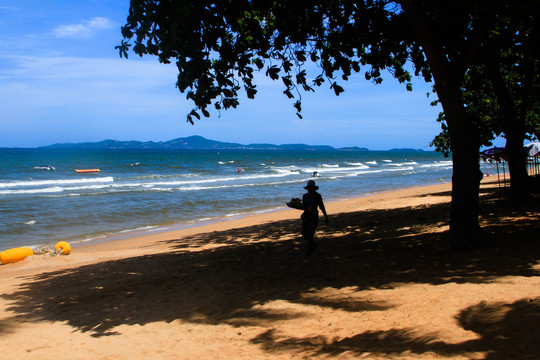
[75,169,100,173]
[33,165,55,171]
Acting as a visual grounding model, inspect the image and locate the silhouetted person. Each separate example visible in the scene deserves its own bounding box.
[301,180,328,255]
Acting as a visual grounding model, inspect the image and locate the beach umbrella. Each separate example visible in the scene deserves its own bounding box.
[479,147,507,162]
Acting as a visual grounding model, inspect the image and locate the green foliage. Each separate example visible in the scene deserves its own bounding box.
[428,0,540,154]
[429,65,501,154]
[118,0,537,149]
[119,0,425,123]
[115,40,131,59]
[429,112,451,157]
[489,2,540,142]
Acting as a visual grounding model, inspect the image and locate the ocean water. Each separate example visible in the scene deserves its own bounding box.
[0,148,497,250]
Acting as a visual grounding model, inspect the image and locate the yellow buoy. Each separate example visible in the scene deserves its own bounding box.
[54,241,71,255]
[0,247,34,265]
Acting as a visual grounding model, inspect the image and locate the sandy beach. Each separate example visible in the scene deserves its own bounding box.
[1,179,538,360]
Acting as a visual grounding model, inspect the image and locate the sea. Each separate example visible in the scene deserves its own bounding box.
[0,148,499,250]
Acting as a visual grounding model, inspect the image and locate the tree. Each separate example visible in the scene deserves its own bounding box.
[429,2,540,203]
[118,1,422,121]
[482,2,540,202]
[429,65,499,158]
[118,0,535,249]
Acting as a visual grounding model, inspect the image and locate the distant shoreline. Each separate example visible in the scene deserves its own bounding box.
[32,135,426,152]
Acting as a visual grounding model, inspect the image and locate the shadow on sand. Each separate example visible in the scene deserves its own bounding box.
[2,184,539,359]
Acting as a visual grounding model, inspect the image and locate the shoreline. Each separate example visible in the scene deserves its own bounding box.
[2,177,538,360]
[4,181,450,252]
[1,148,461,250]
[2,177,509,266]
[76,172,509,253]
[69,181,452,251]
[2,181,455,273]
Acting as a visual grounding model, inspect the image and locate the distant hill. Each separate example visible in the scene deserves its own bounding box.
[40,135,370,151]
[339,146,370,152]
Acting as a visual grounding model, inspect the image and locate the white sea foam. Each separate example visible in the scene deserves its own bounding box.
[0,161,433,197]
[304,164,370,174]
[420,161,453,168]
[270,165,301,173]
[0,186,65,195]
[389,166,415,172]
[167,178,302,192]
[118,225,156,234]
[150,172,288,187]
[271,167,301,175]
[384,162,411,167]
[328,166,416,179]
[65,184,113,191]
[0,177,114,188]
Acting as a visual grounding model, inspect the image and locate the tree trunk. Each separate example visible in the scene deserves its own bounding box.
[505,126,529,202]
[402,0,483,249]
[485,57,530,202]
[438,84,484,249]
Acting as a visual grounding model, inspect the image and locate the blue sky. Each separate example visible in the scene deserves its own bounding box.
[1,0,450,150]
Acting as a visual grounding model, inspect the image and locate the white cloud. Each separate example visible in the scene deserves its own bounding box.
[0,55,181,108]
[54,17,114,38]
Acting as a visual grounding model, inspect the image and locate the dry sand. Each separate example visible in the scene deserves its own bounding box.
[1,179,539,360]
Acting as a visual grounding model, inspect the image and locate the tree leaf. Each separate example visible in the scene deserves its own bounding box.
[331,82,344,96]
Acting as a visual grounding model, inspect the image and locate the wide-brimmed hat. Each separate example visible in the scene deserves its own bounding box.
[304,180,319,190]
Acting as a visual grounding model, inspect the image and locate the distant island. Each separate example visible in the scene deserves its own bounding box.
[39,135,427,151]
[40,135,378,151]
